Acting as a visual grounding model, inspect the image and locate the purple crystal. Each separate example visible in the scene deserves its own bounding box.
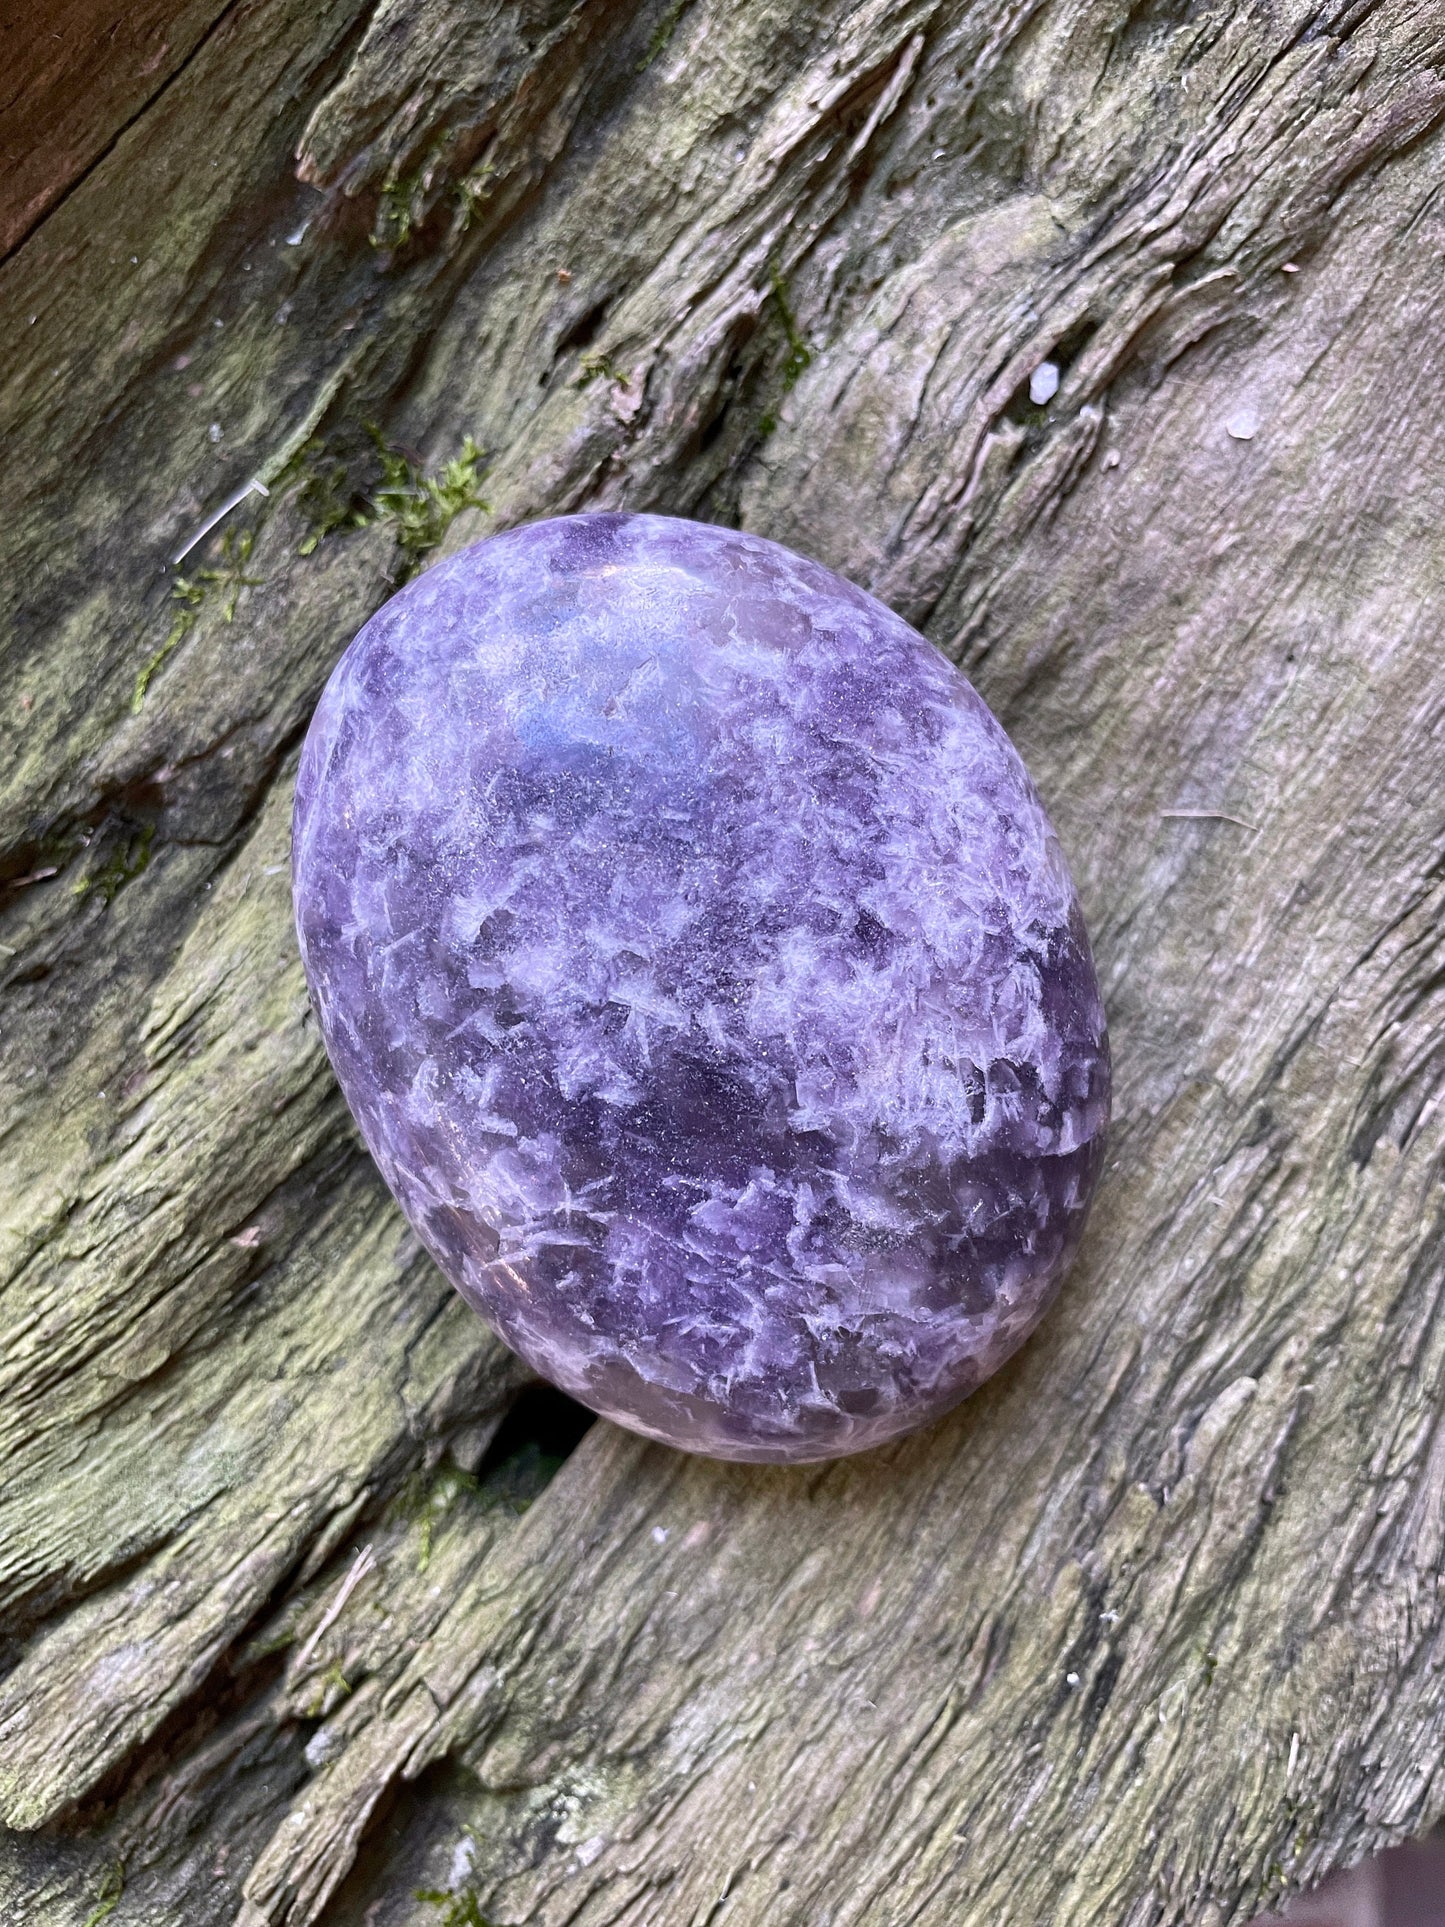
[293,514,1109,1462]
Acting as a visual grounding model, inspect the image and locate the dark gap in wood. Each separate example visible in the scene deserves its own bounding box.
[38,1639,293,1841]
[474,1383,596,1510]
[554,296,611,361]
[1003,314,1099,431]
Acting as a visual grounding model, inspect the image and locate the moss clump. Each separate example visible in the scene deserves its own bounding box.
[399,1461,484,1573]
[374,172,428,253]
[74,824,155,906]
[293,441,365,556]
[389,1438,559,1578]
[367,428,490,575]
[454,163,497,231]
[291,430,490,578]
[372,155,496,254]
[576,350,631,389]
[81,1862,124,1927]
[770,257,812,390]
[637,0,687,70]
[133,529,261,712]
[308,1660,352,1718]
[758,257,813,437]
[416,1887,493,1927]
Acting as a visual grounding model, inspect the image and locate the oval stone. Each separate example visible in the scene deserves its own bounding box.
[293,513,1110,1462]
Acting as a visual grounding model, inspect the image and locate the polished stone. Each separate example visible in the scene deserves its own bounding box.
[293,513,1110,1461]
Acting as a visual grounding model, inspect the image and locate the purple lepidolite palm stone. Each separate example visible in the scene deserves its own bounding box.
[293,512,1109,1462]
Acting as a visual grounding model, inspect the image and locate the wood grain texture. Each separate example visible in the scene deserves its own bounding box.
[3,0,1445,1921]
[0,0,236,259]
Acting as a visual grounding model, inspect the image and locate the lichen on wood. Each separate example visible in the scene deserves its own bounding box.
[4,0,1445,1922]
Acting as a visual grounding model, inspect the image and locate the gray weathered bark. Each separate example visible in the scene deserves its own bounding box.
[4,0,1445,1922]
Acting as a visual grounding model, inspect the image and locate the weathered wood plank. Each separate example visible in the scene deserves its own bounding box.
[0,0,236,259]
[4,0,1445,1921]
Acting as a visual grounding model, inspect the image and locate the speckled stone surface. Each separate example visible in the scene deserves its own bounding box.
[293,513,1110,1462]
